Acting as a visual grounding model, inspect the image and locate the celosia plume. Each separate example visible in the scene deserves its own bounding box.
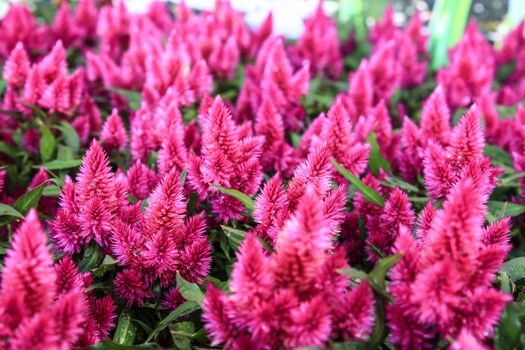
[204,187,374,349]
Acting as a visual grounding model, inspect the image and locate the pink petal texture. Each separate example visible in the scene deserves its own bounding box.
[203,187,374,348]
[0,211,113,349]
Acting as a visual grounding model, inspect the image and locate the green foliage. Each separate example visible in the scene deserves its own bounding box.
[332,160,385,207]
[211,184,254,211]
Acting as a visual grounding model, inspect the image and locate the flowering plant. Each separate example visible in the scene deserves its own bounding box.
[0,1,525,349]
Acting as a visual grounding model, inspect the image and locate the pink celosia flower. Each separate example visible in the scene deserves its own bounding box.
[255,98,298,175]
[438,22,494,109]
[251,174,289,243]
[75,0,99,43]
[315,98,370,177]
[369,5,397,44]
[3,42,31,89]
[188,96,263,222]
[130,109,157,163]
[0,210,88,349]
[52,3,82,48]
[101,108,128,151]
[0,168,6,195]
[290,1,343,78]
[204,187,374,348]
[368,41,400,102]
[347,60,374,119]
[112,169,211,301]
[162,287,185,310]
[0,4,49,57]
[419,86,451,145]
[114,269,154,307]
[126,161,158,200]
[367,188,415,262]
[157,103,188,176]
[389,178,511,348]
[237,36,310,130]
[50,140,123,249]
[422,106,497,199]
[22,128,40,154]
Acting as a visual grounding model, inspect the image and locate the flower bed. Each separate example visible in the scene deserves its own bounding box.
[0,1,524,349]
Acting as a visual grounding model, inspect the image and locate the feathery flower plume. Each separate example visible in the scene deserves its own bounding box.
[389,178,511,347]
[204,187,374,348]
[126,161,158,200]
[367,188,415,262]
[368,41,400,102]
[290,1,343,78]
[422,106,495,199]
[420,86,451,145]
[347,60,373,119]
[318,97,370,177]
[3,42,31,89]
[438,22,494,108]
[101,108,128,151]
[0,210,89,349]
[188,96,263,222]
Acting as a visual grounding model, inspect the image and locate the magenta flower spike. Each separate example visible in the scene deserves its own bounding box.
[101,108,128,152]
[0,210,95,349]
[3,42,31,89]
[203,187,374,349]
[389,178,511,348]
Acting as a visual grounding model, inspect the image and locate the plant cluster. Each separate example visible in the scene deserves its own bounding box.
[0,1,525,349]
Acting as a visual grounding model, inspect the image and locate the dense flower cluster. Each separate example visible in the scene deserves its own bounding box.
[0,1,524,349]
[0,210,115,349]
[204,186,375,349]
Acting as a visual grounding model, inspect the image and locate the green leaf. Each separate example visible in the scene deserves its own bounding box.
[485,144,513,167]
[91,258,117,278]
[290,133,301,148]
[0,141,18,159]
[56,144,74,161]
[59,121,80,152]
[0,203,24,219]
[337,267,369,281]
[487,201,525,222]
[13,182,46,215]
[42,159,82,170]
[211,184,254,211]
[221,225,246,251]
[332,160,385,207]
[170,322,195,350]
[39,125,56,162]
[180,168,187,187]
[42,185,61,197]
[495,302,525,350]
[113,312,137,345]
[501,257,525,282]
[146,301,200,342]
[500,171,525,187]
[89,340,162,350]
[380,177,420,193]
[367,132,391,175]
[78,245,104,272]
[368,253,403,294]
[108,87,141,111]
[176,272,204,306]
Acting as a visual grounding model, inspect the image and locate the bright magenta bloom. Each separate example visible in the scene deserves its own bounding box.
[203,187,374,349]
[188,96,263,222]
[290,1,343,78]
[438,22,494,109]
[0,210,115,349]
[101,108,128,151]
[388,178,511,348]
